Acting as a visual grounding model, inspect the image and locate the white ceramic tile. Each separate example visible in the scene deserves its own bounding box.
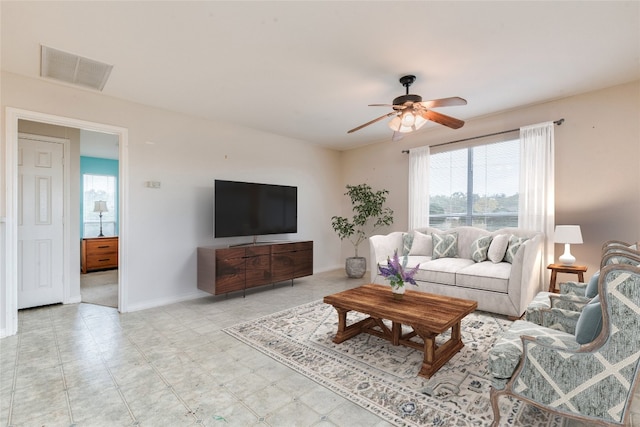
[265,399,322,426]
[5,270,385,426]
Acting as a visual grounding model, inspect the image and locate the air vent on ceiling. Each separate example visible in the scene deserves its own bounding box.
[41,45,113,91]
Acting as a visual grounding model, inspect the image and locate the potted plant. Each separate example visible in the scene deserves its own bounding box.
[331,183,394,278]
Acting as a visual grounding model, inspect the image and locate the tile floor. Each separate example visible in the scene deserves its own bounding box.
[1,270,639,426]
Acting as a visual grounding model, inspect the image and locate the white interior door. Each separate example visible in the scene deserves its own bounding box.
[18,137,65,309]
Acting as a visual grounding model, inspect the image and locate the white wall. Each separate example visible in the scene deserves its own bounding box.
[1,72,344,328]
[341,80,640,280]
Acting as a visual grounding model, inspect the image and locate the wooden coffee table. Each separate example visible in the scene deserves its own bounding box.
[323,283,477,378]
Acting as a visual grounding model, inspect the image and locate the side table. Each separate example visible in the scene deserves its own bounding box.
[547,263,587,293]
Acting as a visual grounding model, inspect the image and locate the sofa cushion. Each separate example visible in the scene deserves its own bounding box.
[504,235,528,264]
[575,298,603,344]
[488,234,509,263]
[456,261,511,293]
[415,258,474,285]
[470,235,493,263]
[432,232,458,259]
[585,271,600,299]
[409,231,432,256]
[402,255,430,269]
[402,233,414,256]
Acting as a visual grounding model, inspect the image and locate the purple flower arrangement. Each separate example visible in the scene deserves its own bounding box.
[377,250,420,290]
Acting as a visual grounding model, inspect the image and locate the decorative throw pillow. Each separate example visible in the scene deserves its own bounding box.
[585,271,600,299]
[431,232,458,259]
[575,299,603,344]
[488,234,509,263]
[408,231,432,256]
[402,233,414,256]
[470,236,493,263]
[504,235,528,264]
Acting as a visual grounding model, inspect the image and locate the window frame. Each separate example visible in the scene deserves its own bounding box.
[82,173,117,237]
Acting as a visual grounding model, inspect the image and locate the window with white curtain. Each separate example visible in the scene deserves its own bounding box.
[429,139,519,230]
[83,174,116,237]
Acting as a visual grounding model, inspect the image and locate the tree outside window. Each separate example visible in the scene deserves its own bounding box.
[429,139,519,231]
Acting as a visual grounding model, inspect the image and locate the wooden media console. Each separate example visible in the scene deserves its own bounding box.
[197,241,313,296]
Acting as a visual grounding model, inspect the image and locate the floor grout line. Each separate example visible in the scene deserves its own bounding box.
[126,337,201,424]
[49,308,74,426]
[79,306,138,425]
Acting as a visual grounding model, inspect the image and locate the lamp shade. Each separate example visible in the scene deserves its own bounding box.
[93,201,108,213]
[388,111,427,133]
[554,225,583,244]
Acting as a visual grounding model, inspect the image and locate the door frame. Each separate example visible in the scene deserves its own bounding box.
[3,107,129,337]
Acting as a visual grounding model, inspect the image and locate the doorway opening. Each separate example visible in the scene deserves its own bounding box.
[79,131,120,309]
[3,108,129,337]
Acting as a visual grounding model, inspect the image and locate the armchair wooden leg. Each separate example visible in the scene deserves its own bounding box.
[490,386,502,426]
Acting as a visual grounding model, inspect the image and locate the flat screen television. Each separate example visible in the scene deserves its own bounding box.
[214,180,298,238]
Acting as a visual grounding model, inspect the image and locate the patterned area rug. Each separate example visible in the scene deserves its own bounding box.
[224,300,567,427]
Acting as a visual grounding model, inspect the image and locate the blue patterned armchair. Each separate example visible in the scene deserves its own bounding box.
[489,263,640,426]
[525,247,640,326]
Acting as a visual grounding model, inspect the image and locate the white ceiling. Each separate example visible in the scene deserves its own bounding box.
[2,1,639,151]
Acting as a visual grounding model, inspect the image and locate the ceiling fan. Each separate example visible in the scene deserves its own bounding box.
[348,75,467,137]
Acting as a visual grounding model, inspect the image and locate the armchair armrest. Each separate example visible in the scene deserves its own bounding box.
[549,293,591,312]
[559,281,587,296]
[539,307,581,334]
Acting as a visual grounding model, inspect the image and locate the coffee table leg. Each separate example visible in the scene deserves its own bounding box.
[331,307,373,343]
[392,321,401,346]
[451,320,461,342]
[414,322,464,378]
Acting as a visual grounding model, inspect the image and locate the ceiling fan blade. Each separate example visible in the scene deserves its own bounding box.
[421,110,465,129]
[391,131,404,142]
[369,103,408,111]
[419,97,467,109]
[347,112,397,134]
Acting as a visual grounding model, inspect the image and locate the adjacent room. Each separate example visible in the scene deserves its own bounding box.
[1,2,639,426]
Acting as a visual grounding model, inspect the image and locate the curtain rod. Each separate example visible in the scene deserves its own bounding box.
[401,118,564,153]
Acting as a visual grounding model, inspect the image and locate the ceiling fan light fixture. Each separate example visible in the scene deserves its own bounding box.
[413,115,427,130]
[401,111,416,127]
[388,112,427,133]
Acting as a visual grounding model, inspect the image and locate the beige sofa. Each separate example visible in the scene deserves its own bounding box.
[369,226,544,317]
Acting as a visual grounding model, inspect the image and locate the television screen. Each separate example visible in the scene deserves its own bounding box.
[214,180,297,238]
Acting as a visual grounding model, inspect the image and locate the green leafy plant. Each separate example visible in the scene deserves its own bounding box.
[331,184,394,257]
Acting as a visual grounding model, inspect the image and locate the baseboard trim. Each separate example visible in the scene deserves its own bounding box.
[66,296,82,305]
[126,290,209,313]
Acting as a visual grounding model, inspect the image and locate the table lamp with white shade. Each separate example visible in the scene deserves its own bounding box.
[94,200,108,237]
[555,225,583,265]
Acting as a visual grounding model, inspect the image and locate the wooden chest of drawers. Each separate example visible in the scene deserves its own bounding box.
[81,236,118,273]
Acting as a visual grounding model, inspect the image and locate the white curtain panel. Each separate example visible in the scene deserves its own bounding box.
[519,121,555,286]
[408,146,430,230]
